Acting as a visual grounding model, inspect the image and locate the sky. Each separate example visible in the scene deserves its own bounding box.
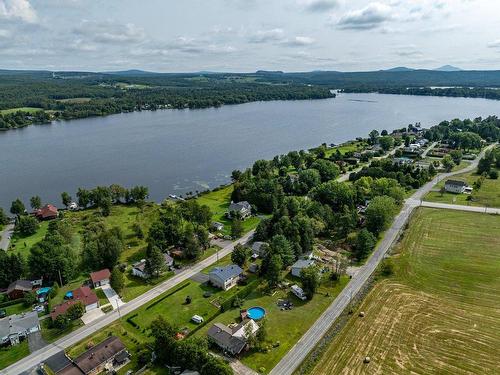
[1,0,500,72]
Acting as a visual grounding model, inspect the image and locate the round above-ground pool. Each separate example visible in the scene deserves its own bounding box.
[247,306,266,320]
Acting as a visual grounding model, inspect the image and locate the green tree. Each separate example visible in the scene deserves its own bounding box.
[270,235,295,267]
[449,150,463,165]
[266,254,283,287]
[23,291,36,307]
[311,159,340,182]
[10,198,25,216]
[61,192,72,208]
[365,196,397,235]
[77,188,91,208]
[17,215,39,236]
[369,129,379,145]
[200,356,233,375]
[441,155,454,172]
[354,229,377,261]
[110,268,124,293]
[129,185,149,203]
[231,218,243,239]
[184,234,201,260]
[489,169,499,179]
[145,246,167,277]
[310,181,355,211]
[231,244,247,267]
[300,265,321,300]
[30,196,42,210]
[53,314,70,330]
[0,208,8,225]
[379,136,395,151]
[150,316,178,365]
[109,184,127,203]
[66,302,85,320]
[477,157,491,174]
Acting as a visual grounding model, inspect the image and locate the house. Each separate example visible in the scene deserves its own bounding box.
[291,285,307,301]
[227,201,252,219]
[68,202,79,211]
[90,269,111,288]
[393,157,413,166]
[248,263,259,273]
[131,253,174,279]
[251,242,268,258]
[35,204,58,220]
[444,179,468,194]
[211,222,224,232]
[6,280,33,300]
[51,286,99,320]
[291,259,315,277]
[59,336,129,375]
[209,264,243,290]
[207,319,259,355]
[0,312,40,345]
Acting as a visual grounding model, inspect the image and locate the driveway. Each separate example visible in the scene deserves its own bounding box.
[100,284,125,309]
[81,308,105,325]
[190,272,209,284]
[0,223,14,250]
[27,332,47,353]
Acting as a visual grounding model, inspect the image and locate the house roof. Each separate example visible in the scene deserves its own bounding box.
[90,269,111,284]
[0,311,39,339]
[209,264,243,283]
[291,259,315,270]
[6,280,32,295]
[73,286,98,307]
[207,323,247,355]
[73,336,126,374]
[50,300,79,320]
[251,242,268,253]
[445,179,467,187]
[229,201,251,212]
[36,204,58,219]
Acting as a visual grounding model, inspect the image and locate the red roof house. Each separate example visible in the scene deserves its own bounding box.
[90,269,111,287]
[35,204,58,220]
[51,286,99,320]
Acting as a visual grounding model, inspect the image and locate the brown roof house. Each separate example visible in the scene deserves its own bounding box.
[57,336,129,375]
[90,269,111,288]
[51,286,99,320]
[35,204,59,220]
[207,319,259,356]
[6,280,33,300]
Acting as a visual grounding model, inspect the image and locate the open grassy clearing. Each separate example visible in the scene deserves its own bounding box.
[8,220,50,258]
[425,168,500,207]
[323,141,368,158]
[0,107,43,115]
[310,208,500,375]
[196,185,261,235]
[0,341,29,370]
[55,97,92,104]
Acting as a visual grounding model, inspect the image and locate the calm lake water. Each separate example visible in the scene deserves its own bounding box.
[1,92,500,210]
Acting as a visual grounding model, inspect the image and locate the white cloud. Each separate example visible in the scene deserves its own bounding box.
[336,2,393,30]
[73,21,146,45]
[248,28,285,43]
[487,39,500,48]
[283,36,316,47]
[298,0,340,13]
[0,0,37,23]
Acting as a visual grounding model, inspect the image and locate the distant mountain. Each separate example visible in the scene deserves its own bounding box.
[256,70,284,74]
[103,69,160,76]
[434,65,462,72]
[384,67,415,72]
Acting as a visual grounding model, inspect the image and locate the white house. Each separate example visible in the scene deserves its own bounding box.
[90,269,111,288]
[132,253,174,279]
[444,179,467,194]
[291,285,307,301]
[209,264,243,290]
[207,319,259,355]
[0,312,40,346]
[227,201,252,219]
[291,259,315,277]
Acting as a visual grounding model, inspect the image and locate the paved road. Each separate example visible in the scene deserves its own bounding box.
[417,200,500,214]
[269,143,496,375]
[1,230,255,375]
[0,223,14,251]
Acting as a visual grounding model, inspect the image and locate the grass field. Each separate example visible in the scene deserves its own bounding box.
[323,141,368,158]
[196,185,261,235]
[310,208,500,375]
[425,169,500,208]
[0,341,29,370]
[56,98,91,104]
[9,220,50,258]
[0,107,42,115]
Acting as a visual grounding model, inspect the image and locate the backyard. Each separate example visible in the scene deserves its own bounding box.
[310,208,500,374]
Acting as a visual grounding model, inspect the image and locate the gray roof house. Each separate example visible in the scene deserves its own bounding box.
[291,259,315,277]
[227,201,252,219]
[444,179,467,194]
[0,311,40,345]
[132,253,174,279]
[207,319,259,355]
[251,242,268,257]
[209,264,243,290]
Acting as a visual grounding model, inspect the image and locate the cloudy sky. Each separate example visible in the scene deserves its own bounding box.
[1,0,499,72]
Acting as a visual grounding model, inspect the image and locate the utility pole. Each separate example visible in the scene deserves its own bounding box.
[58,270,63,287]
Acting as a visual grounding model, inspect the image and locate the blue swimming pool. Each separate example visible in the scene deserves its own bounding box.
[36,287,51,295]
[247,306,266,320]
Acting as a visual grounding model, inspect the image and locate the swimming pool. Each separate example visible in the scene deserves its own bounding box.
[36,287,51,295]
[247,306,266,320]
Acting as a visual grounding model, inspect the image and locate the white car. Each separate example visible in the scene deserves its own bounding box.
[33,305,44,313]
[191,315,204,324]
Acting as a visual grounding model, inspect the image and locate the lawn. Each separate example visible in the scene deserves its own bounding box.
[310,208,500,374]
[95,288,110,306]
[4,301,30,316]
[8,220,50,258]
[0,107,43,115]
[425,168,500,207]
[323,141,368,158]
[0,341,29,370]
[41,317,84,343]
[196,185,261,235]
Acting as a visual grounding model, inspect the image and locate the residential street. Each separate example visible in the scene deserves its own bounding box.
[269,143,496,375]
[0,223,14,251]
[418,200,500,214]
[1,230,255,375]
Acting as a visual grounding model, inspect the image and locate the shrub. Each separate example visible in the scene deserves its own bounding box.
[489,169,499,179]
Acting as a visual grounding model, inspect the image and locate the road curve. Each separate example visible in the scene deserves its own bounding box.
[1,230,255,375]
[269,143,496,375]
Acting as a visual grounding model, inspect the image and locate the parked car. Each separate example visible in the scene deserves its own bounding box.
[33,305,44,313]
[191,315,204,324]
[0,309,6,318]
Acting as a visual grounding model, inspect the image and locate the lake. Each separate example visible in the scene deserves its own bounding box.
[1,92,499,210]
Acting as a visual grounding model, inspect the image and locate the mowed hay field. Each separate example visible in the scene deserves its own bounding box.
[311,208,500,375]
